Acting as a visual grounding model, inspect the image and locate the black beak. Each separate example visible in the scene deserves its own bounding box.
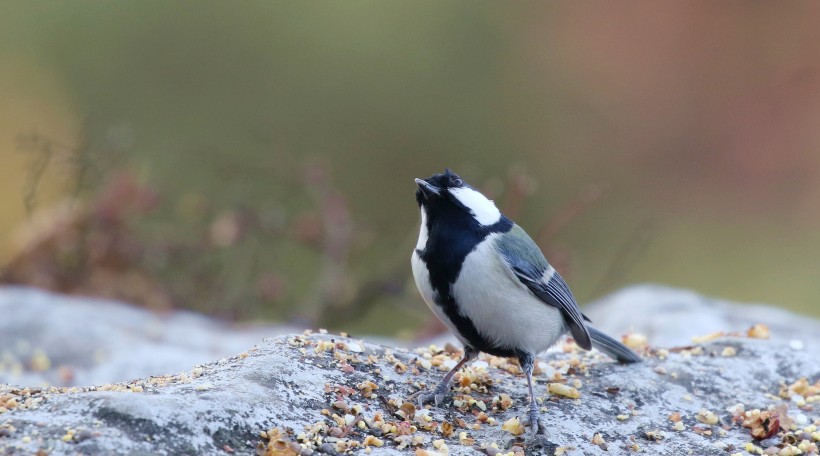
[415,178,441,198]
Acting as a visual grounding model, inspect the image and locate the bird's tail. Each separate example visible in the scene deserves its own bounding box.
[588,327,642,364]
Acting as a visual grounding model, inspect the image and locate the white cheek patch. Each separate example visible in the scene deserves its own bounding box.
[416,207,429,250]
[450,187,501,226]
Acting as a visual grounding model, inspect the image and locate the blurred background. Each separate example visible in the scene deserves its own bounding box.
[2,1,819,340]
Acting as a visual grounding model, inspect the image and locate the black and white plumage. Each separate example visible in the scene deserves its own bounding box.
[411,169,640,436]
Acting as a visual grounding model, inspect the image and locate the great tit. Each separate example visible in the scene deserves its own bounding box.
[411,169,641,436]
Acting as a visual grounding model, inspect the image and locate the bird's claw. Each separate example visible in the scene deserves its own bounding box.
[411,385,450,408]
[417,391,446,408]
[522,412,548,437]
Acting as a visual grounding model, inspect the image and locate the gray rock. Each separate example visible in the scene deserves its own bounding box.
[585,284,820,352]
[0,286,299,387]
[5,284,818,389]
[1,332,818,455]
[2,285,819,455]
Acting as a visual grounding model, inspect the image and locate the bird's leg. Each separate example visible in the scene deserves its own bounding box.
[415,346,478,407]
[519,353,548,436]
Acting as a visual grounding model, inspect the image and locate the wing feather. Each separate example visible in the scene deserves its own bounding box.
[494,225,592,350]
[513,269,592,350]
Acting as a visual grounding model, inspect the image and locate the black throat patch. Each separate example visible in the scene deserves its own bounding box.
[416,210,517,357]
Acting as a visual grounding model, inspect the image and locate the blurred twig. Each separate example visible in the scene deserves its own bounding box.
[587,217,655,300]
[315,228,417,328]
[298,162,354,323]
[16,132,56,215]
[536,183,607,245]
[64,121,101,201]
[500,166,537,219]
[15,125,98,215]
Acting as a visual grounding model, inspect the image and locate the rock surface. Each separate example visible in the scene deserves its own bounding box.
[585,284,820,352]
[3,284,817,388]
[1,331,819,455]
[1,285,820,455]
[0,286,298,387]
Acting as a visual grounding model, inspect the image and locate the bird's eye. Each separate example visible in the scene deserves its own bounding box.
[451,177,463,187]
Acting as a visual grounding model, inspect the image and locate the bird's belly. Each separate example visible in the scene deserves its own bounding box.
[452,241,566,355]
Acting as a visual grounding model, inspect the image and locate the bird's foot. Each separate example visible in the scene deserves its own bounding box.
[522,410,548,437]
[416,391,447,408]
[411,385,450,408]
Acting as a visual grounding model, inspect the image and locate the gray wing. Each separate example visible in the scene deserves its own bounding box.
[495,225,592,350]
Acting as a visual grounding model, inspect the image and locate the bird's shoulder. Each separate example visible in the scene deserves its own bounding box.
[492,223,550,276]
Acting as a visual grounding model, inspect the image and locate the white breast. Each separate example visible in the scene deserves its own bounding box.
[415,208,429,251]
[411,251,470,346]
[451,234,566,354]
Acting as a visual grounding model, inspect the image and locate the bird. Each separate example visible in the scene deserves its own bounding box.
[410,169,641,436]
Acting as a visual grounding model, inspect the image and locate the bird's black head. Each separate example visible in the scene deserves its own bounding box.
[414,169,502,227]
[414,169,463,205]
